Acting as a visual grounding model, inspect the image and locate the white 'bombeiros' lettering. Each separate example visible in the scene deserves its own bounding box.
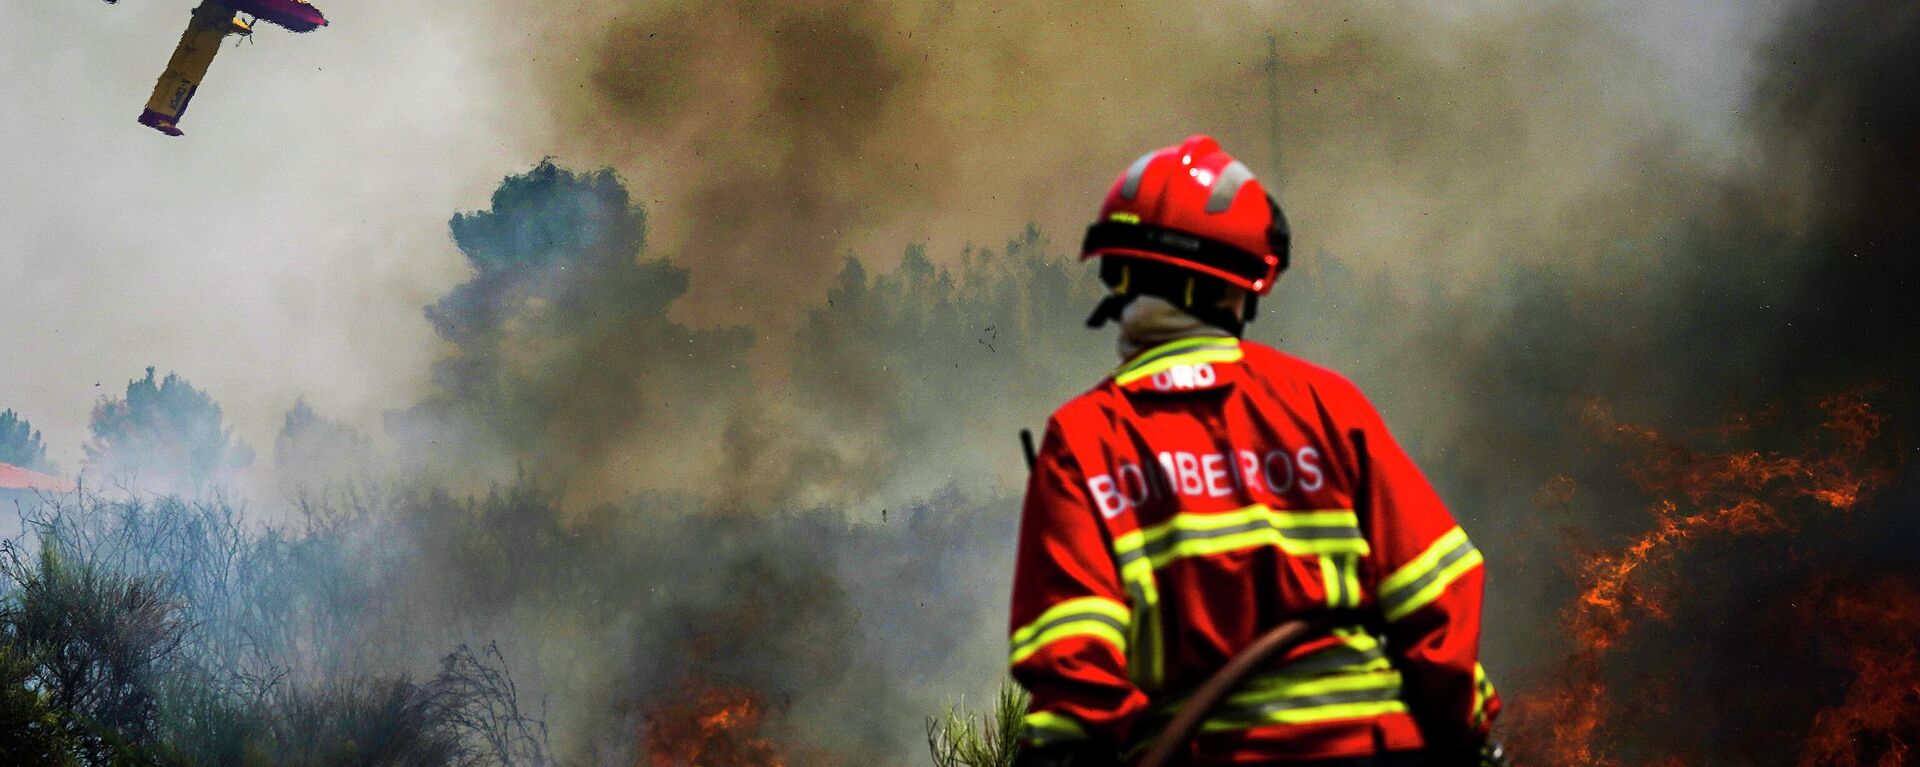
[1238,450,1263,492]
[1117,462,1151,506]
[1297,446,1325,492]
[1174,452,1204,496]
[1087,474,1127,519]
[1263,449,1295,494]
[1202,453,1231,497]
[1092,441,1331,511]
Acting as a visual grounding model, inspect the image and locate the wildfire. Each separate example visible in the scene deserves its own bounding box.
[1519,392,1900,767]
[1796,578,1920,767]
[642,678,790,767]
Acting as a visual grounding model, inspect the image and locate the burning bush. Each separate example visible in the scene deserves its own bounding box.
[641,678,790,767]
[1794,578,1920,767]
[1510,393,1909,767]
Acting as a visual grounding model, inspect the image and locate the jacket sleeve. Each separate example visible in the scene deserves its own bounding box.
[1334,383,1501,750]
[1008,417,1150,749]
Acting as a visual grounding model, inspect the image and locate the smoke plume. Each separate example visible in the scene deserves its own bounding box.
[6,0,1918,765]
[320,0,1920,762]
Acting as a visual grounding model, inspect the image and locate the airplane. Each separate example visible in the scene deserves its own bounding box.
[128,0,328,136]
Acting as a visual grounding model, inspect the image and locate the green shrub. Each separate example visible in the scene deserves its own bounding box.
[0,641,80,766]
[927,684,1026,767]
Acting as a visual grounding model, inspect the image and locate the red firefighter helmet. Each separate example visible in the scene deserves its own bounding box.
[1081,135,1289,295]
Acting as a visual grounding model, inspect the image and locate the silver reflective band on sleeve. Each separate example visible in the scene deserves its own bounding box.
[1472,663,1496,728]
[1009,597,1131,665]
[1021,710,1089,747]
[1378,527,1484,622]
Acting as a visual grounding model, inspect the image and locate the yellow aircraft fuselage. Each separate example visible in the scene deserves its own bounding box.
[139,1,247,136]
[136,0,329,136]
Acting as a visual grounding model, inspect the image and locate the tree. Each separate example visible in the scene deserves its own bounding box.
[83,369,252,492]
[391,160,751,495]
[274,400,375,491]
[780,226,1108,503]
[0,409,56,473]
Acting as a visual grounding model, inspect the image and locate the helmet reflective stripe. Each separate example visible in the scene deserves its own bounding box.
[1205,160,1256,214]
[1119,150,1158,201]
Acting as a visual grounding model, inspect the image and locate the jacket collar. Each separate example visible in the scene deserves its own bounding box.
[1113,336,1244,393]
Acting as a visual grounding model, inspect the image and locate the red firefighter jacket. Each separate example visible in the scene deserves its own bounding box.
[1009,337,1499,764]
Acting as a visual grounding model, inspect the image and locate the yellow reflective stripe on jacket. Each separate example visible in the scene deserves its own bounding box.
[1113,337,1244,385]
[1107,505,1367,691]
[1201,669,1407,731]
[1009,597,1131,665]
[1021,710,1089,747]
[1269,627,1394,678]
[1139,628,1397,730]
[1320,553,1363,609]
[1106,537,1167,692]
[1471,662,1496,729]
[1111,506,1372,573]
[1378,526,1483,622]
[1119,567,1165,691]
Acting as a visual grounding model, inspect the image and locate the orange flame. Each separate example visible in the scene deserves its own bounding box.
[642,679,790,767]
[1796,579,1920,767]
[1519,392,1897,767]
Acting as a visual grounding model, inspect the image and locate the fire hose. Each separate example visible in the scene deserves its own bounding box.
[1126,615,1511,767]
[1129,618,1328,767]
[1132,432,1380,765]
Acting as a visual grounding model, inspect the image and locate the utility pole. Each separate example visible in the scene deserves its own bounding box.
[1263,32,1284,190]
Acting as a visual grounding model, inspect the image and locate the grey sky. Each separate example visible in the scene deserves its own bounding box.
[1,0,539,470]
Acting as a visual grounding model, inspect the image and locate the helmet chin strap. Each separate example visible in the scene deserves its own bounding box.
[1084,292,1137,329]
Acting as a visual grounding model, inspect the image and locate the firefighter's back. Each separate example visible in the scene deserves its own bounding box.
[1046,337,1428,763]
[1009,135,1498,767]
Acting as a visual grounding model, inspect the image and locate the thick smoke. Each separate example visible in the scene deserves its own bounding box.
[318,0,1920,763]
[1274,0,1920,762]
[302,162,1054,762]
[84,368,256,495]
[535,2,1698,329]
[387,162,753,503]
[7,0,1917,765]
[516,0,1749,515]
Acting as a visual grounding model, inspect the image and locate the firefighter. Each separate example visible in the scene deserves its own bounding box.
[1009,136,1504,767]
